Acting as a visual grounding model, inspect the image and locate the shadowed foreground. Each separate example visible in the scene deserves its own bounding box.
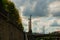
[0,0,24,40]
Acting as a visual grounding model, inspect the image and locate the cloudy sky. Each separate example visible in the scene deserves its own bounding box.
[11,0,60,34]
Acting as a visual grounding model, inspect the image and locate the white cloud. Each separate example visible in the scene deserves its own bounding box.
[21,13,60,33]
[22,16,29,32]
[22,17,59,33]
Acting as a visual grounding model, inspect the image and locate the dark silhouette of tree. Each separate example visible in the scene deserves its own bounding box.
[0,0,24,31]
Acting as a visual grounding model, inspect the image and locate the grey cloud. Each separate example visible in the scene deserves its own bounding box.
[12,0,26,8]
[23,0,59,17]
[12,0,60,17]
[53,12,60,17]
[50,21,60,27]
[23,0,48,17]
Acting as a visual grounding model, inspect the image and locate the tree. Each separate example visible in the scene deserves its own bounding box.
[0,0,24,31]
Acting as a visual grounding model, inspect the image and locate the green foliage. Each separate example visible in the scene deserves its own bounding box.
[0,0,24,31]
[0,0,3,11]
